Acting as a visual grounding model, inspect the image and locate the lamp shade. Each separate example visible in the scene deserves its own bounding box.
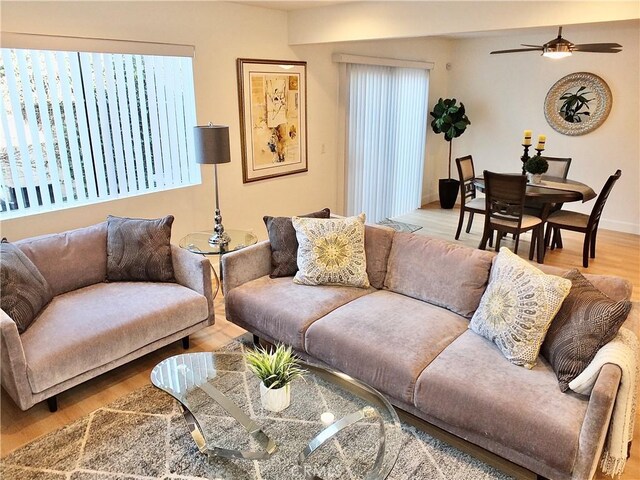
[194,125,231,165]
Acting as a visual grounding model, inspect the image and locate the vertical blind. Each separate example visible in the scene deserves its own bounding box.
[0,47,198,217]
[345,63,429,223]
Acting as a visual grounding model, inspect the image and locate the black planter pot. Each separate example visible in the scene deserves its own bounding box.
[439,178,460,209]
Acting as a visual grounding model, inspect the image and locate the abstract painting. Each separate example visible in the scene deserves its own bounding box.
[237,59,307,182]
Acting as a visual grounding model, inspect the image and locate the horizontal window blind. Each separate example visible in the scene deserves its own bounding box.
[0,45,198,217]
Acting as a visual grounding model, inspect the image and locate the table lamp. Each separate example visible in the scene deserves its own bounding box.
[194,124,231,246]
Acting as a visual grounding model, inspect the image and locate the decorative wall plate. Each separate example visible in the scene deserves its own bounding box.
[544,72,612,136]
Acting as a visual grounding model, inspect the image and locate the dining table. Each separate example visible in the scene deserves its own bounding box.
[474,174,597,253]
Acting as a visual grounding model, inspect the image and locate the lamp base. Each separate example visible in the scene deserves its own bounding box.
[208,231,230,247]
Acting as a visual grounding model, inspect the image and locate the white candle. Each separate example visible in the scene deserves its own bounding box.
[320,412,335,425]
[523,130,532,146]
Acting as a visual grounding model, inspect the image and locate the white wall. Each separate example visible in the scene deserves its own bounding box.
[449,21,640,233]
[0,1,339,242]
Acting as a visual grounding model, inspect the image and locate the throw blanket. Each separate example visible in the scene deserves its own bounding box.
[569,328,639,477]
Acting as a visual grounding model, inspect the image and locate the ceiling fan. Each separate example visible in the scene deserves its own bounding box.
[490,26,622,59]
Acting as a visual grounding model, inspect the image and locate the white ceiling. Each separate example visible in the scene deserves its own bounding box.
[233,0,351,11]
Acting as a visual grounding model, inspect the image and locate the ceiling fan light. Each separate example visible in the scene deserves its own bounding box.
[543,43,572,59]
[543,50,572,59]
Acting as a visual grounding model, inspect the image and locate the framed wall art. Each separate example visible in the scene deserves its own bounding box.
[237,58,308,183]
[544,72,612,136]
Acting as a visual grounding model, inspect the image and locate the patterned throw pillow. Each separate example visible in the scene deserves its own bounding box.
[263,208,330,278]
[0,239,53,333]
[541,269,632,391]
[106,215,175,282]
[469,248,571,369]
[292,213,369,288]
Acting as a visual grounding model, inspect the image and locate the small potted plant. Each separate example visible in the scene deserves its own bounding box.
[245,344,305,412]
[430,98,471,209]
[524,156,549,184]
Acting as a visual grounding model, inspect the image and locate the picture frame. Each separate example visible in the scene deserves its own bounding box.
[237,58,308,183]
[544,72,612,136]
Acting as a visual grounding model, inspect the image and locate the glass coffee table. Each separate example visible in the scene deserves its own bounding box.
[151,351,402,479]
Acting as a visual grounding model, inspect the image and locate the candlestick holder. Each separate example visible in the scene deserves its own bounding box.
[520,144,531,174]
[534,148,544,156]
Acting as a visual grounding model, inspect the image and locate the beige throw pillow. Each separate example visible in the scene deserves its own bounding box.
[469,248,571,369]
[292,214,370,288]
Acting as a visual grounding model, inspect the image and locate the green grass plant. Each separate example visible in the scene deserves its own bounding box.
[245,344,306,390]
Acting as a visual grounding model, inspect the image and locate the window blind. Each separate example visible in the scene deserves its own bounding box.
[0,42,198,217]
[345,63,429,222]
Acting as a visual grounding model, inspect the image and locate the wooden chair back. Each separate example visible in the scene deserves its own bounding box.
[541,156,572,180]
[456,156,476,207]
[483,171,527,231]
[587,169,622,232]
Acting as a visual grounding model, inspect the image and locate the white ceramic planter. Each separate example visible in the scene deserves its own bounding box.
[260,382,291,412]
[527,173,543,184]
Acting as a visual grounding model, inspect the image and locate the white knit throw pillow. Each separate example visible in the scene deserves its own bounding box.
[292,213,369,288]
[469,247,571,369]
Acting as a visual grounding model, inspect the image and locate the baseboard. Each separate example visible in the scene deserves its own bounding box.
[598,219,640,235]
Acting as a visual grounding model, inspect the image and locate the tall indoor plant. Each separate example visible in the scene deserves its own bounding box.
[429,98,471,209]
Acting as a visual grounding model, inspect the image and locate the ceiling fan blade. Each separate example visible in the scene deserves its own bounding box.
[490,47,543,54]
[571,48,622,53]
[521,44,543,48]
[573,43,622,50]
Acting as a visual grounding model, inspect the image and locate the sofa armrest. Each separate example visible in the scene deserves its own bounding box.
[171,245,214,324]
[221,240,272,294]
[572,363,622,480]
[1,310,33,410]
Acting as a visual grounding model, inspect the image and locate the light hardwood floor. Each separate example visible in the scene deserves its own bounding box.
[1,203,639,479]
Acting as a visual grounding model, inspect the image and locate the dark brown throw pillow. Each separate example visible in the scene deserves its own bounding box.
[541,269,632,392]
[263,208,330,278]
[0,239,53,333]
[106,215,175,282]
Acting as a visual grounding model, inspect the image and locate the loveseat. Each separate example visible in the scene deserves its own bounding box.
[1,221,214,411]
[222,225,637,480]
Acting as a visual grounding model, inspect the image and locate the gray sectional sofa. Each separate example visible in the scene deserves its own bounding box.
[1,222,214,411]
[222,225,637,480]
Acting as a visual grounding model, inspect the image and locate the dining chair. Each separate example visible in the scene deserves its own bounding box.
[544,169,622,268]
[541,156,572,180]
[454,155,486,240]
[479,171,545,263]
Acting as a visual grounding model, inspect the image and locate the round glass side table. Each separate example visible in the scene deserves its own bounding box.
[179,229,258,297]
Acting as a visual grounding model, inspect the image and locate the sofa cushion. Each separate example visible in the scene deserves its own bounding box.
[305,290,468,404]
[21,282,208,393]
[293,214,369,288]
[383,233,494,317]
[542,269,632,391]
[106,215,175,282]
[225,275,374,350]
[469,248,571,369]
[414,330,589,478]
[364,224,394,289]
[263,208,331,278]
[16,222,107,296]
[0,240,53,333]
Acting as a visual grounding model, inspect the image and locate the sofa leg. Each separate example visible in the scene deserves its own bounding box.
[253,334,260,347]
[47,396,58,412]
[181,336,190,349]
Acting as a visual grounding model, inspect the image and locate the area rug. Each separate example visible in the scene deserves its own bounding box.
[377,218,423,233]
[0,341,512,480]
